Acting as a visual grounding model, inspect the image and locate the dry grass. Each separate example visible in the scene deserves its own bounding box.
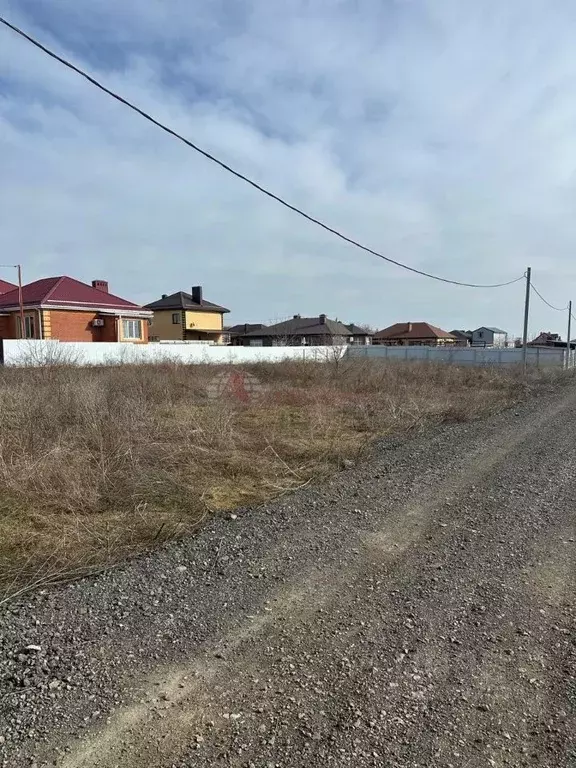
[0,358,562,599]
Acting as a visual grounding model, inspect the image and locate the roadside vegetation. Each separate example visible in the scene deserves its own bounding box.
[0,358,563,600]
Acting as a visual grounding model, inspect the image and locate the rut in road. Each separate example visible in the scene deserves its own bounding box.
[2,389,576,768]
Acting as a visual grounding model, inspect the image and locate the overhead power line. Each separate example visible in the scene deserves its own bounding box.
[530,282,567,312]
[0,15,527,290]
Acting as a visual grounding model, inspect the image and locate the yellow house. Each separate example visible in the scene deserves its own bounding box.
[145,286,229,343]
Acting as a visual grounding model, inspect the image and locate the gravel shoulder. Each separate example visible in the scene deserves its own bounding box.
[1,385,575,768]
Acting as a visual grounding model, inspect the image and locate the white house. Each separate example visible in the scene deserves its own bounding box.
[471,327,508,347]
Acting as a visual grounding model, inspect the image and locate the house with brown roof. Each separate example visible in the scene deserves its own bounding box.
[373,322,456,347]
[224,323,268,346]
[450,329,473,346]
[240,315,372,346]
[145,286,229,343]
[0,277,152,342]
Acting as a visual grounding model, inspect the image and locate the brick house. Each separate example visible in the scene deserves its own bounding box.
[0,276,152,342]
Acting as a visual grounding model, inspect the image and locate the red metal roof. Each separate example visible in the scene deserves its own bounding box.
[374,322,456,340]
[0,276,147,312]
[0,279,17,294]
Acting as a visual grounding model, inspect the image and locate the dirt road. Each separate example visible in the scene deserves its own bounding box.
[1,386,575,767]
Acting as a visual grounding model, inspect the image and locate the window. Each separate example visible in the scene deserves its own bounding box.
[122,319,142,340]
[478,331,484,339]
[172,312,180,324]
[25,316,35,338]
[17,315,36,338]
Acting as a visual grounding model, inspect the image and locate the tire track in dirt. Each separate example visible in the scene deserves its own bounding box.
[55,393,576,768]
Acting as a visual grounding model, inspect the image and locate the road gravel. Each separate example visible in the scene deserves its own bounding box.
[1,386,575,767]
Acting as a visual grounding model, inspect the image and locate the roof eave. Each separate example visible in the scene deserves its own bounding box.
[146,303,229,313]
[0,302,152,317]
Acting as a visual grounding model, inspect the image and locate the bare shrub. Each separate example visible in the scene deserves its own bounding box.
[16,339,85,367]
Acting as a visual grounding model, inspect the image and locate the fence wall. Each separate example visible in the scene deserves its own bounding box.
[0,339,572,368]
[347,344,572,367]
[0,340,343,366]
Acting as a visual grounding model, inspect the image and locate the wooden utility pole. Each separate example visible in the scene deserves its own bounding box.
[522,267,531,372]
[566,300,572,370]
[17,264,25,338]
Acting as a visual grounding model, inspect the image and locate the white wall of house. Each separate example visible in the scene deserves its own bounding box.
[471,328,507,347]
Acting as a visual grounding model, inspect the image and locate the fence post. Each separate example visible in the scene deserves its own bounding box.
[0,337,3,366]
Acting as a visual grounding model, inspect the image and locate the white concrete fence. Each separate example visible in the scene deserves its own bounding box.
[0,340,342,366]
[0,339,572,368]
[347,344,574,367]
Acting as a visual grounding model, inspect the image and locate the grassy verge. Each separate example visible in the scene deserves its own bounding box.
[0,358,563,599]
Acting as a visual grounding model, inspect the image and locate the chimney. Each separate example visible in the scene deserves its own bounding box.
[407,322,412,332]
[319,314,326,325]
[293,314,301,320]
[191,285,202,304]
[161,294,168,299]
[92,279,109,293]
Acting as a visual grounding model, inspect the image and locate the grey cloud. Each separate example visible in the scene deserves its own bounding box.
[1,0,575,337]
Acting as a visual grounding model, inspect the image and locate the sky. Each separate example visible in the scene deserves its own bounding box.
[1,1,576,337]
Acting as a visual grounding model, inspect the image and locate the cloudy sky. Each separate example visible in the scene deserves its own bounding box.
[1,0,576,336]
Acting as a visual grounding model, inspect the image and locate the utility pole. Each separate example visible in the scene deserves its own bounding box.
[522,266,531,372]
[567,300,572,370]
[0,264,25,337]
[17,264,25,339]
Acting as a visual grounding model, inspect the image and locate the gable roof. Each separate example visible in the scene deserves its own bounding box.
[475,326,507,334]
[374,322,456,340]
[145,291,229,313]
[0,279,17,294]
[450,329,473,340]
[346,323,372,336]
[0,276,148,313]
[226,323,268,335]
[245,316,353,338]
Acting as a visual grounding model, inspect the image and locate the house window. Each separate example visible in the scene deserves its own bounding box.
[172,312,180,324]
[25,316,35,338]
[478,331,484,339]
[122,319,142,340]
[249,339,263,347]
[17,315,36,339]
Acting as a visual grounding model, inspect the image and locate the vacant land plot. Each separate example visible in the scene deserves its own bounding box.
[0,359,563,598]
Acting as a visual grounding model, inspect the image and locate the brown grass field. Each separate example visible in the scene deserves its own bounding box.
[0,358,563,601]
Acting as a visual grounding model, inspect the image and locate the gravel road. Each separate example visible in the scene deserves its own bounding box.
[1,386,575,768]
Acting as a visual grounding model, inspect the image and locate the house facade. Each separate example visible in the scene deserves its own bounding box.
[373,322,456,347]
[0,277,151,342]
[471,327,507,347]
[145,286,229,344]
[240,315,371,346]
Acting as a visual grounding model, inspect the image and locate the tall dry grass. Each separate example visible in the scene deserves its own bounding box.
[0,359,561,599]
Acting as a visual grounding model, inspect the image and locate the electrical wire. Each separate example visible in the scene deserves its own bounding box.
[530,283,568,312]
[0,15,527,290]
